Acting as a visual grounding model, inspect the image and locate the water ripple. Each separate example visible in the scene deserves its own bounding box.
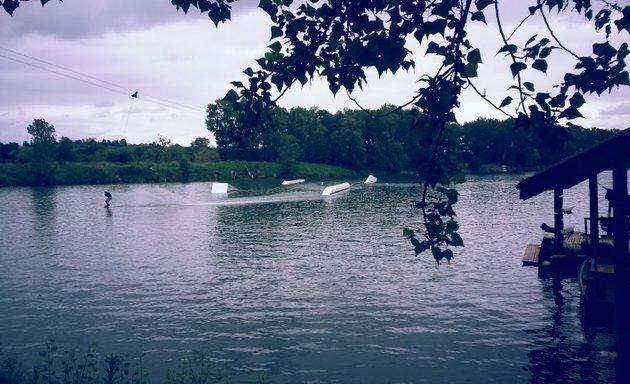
[0,177,620,383]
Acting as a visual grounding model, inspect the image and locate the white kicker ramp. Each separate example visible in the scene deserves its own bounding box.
[322,182,350,196]
[364,175,377,184]
[211,182,228,194]
[282,179,305,185]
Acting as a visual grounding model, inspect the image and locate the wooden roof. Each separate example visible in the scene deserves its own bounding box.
[516,128,630,200]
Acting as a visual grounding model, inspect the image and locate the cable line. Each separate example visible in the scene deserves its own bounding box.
[0,46,204,114]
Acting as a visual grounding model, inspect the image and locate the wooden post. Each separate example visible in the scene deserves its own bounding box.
[554,188,564,253]
[613,161,629,362]
[589,176,599,257]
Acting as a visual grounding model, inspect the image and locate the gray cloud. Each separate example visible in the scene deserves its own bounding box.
[599,101,630,116]
[1,0,257,39]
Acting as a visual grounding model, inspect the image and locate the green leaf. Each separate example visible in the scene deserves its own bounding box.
[532,59,548,73]
[443,249,454,263]
[268,41,282,52]
[329,82,340,95]
[559,106,584,119]
[223,89,239,104]
[467,48,482,64]
[431,247,443,263]
[464,62,478,78]
[615,71,630,86]
[525,34,538,47]
[498,44,518,55]
[270,26,283,39]
[475,0,494,11]
[426,41,443,55]
[451,233,464,247]
[510,62,527,77]
[593,42,616,59]
[569,92,586,108]
[499,96,512,108]
[549,94,566,108]
[415,241,430,256]
[539,47,553,58]
[403,228,415,238]
[471,11,487,24]
[614,9,630,32]
[617,43,629,61]
[172,0,191,13]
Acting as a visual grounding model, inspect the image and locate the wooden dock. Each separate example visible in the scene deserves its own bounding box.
[522,244,540,266]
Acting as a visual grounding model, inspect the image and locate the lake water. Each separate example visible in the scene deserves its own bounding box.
[0,174,621,383]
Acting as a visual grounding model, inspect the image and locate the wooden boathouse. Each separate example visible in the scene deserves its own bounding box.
[515,127,630,353]
[516,128,628,280]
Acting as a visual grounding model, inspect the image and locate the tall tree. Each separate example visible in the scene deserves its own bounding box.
[189,137,211,162]
[27,118,56,147]
[26,118,57,185]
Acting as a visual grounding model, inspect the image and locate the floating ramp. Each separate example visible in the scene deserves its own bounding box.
[281,179,305,185]
[211,182,229,194]
[322,182,350,196]
[364,175,377,184]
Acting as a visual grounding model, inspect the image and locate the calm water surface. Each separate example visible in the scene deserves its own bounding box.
[0,174,620,383]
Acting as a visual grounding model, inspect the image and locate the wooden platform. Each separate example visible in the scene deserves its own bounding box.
[522,244,540,266]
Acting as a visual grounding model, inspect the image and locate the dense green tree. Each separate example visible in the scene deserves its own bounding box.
[56,136,76,162]
[284,107,324,163]
[0,142,19,162]
[26,119,57,185]
[276,134,300,179]
[189,137,210,161]
[461,118,514,165]
[27,119,56,146]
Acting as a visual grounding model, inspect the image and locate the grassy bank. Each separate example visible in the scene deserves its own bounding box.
[0,161,361,187]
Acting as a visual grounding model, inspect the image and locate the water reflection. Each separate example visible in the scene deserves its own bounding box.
[527,277,616,384]
[30,187,57,233]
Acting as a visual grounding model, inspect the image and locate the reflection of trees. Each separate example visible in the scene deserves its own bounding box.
[526,278,616,384]
[30,187,57,236]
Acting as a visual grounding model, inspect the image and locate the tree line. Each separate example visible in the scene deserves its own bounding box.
[1,113,621,180]
[0,120,219,165]
[206,101,621,177]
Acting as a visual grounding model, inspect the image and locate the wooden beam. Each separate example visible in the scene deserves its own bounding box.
[554,188,564,253]
[516,128,630,200]
[589,176,599,257]
[613,161,629,357]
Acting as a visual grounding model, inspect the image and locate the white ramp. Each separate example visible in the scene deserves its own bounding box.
[364,175,377,184]
[211,182,228,194]
[322,182,350,196]
[281,179,305,185]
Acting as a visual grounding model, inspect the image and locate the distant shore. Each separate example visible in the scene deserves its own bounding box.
[0,158,544,188]
[0,160,362,187]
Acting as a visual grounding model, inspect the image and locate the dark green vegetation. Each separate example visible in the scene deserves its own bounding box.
[206,101,622,174]
[0,115,618,187]
[0,338,239,384]
[0,119,357,187]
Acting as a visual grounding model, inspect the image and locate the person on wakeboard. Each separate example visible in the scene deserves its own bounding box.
[104,190,112,207]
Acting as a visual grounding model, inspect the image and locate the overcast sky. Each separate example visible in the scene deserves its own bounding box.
[1,1,628,146]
